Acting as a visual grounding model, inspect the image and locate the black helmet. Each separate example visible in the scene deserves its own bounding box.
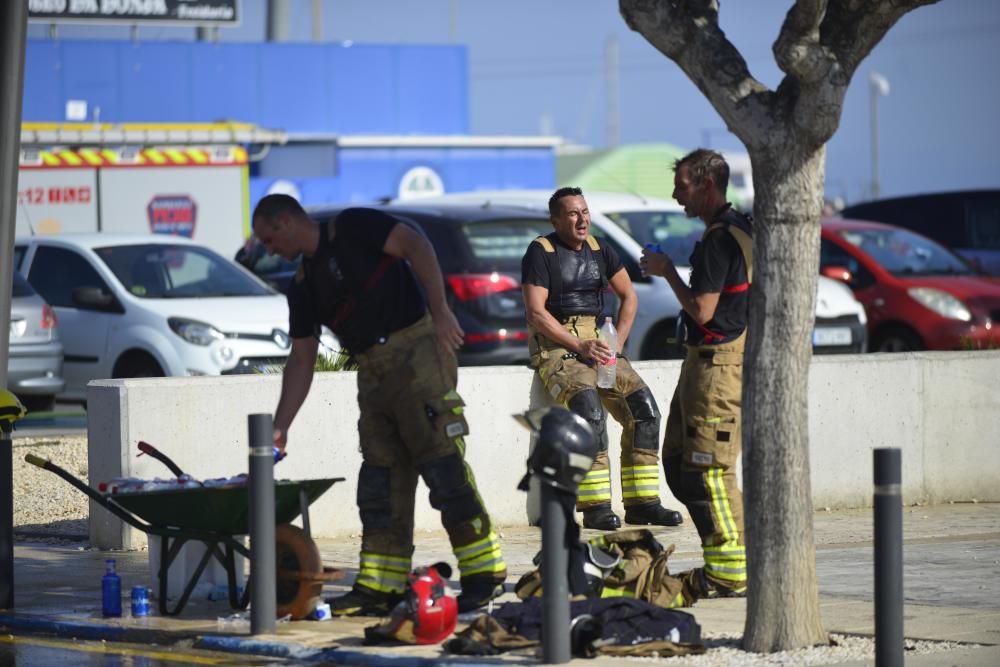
[515,407,597,494]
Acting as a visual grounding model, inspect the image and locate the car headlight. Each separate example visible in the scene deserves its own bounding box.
[168,317,226,345]
[907,287,971,322]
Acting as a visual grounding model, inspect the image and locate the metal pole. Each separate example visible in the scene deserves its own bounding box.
[249,413,276,634]
[540,485,570,664]
[311,0,323,42]
[0,0,28,614]
[605,35,620,149]
[874,448,903,667]
[267,0,291,42]
[869,85,879,200]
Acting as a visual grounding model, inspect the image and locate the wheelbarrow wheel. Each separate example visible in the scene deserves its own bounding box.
[275,523,323,620]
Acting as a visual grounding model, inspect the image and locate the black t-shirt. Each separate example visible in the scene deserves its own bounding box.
[683,205,752,344]
[287,208,425,353]
[521,233,624,319]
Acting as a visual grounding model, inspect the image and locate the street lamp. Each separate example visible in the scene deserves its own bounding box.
[869,71,890,200]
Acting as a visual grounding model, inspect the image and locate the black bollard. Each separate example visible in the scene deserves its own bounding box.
[0,425,13,609]
[248,413,276,634]
[540,484,571,664]
[874,448,903,667]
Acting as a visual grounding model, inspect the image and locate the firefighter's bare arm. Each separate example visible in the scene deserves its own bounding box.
[608,267,636,351]
[273,335,318,452]
[523,284,612,365]
[640,247,720,325]
[383,223,465,353]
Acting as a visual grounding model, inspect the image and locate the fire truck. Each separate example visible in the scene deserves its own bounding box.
[16,122,286,257]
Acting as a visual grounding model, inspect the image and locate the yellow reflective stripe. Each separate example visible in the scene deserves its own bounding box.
[707,468,739,542]
[144,148,167,164]
[453,531,499,561]
[40,151,59,165]
[582,469,610,481]
[451,406,464,414]
[577,489,612,501]
[704,544,746,558]
[622,487,659,499]
[600,586,634,598]
[459,556,507,576]
[621,465,660,475]
[357,552,411,593]
[186,148,208,164]
[444,390,461,401]
[78,148,103,165]
[57,150,82,165]
[101,149,119,164]
[164,148,189,164]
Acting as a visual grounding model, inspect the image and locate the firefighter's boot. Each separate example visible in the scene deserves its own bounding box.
[326,585,403,617]
[582,504,621,531]
[624,501,684,527]
[457,576,505,613]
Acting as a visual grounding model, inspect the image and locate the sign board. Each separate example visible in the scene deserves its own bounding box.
[28,0,240,26]
[16,167,99,235]
[147,194,197,238]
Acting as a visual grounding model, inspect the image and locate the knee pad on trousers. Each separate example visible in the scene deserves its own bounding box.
[625,386,661,451]
[417,453,485,527]
[357,463,393,531]
[663,454,725,540]
[568,389,609,452]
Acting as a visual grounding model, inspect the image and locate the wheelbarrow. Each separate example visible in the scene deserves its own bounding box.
[25,443,347,620]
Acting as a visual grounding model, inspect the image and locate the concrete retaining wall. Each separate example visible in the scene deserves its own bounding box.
[85,351,1000,549]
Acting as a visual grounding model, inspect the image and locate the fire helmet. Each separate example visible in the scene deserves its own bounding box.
[515,407,598,494]
[377,562,458,645]
[0,390,26,432]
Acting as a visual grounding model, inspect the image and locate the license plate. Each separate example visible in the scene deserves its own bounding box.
[813,327,853,346]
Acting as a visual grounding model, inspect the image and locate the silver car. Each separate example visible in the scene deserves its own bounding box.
[7,271,65,411]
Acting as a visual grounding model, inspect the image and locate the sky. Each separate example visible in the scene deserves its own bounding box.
[27,0,1000,206]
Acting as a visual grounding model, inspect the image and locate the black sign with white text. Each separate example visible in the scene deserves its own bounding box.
[28,0,240,26]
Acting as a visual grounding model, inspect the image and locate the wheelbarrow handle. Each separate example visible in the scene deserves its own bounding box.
[137,440,186,478]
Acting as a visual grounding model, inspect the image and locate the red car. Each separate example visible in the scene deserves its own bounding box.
[820,218,1000,351]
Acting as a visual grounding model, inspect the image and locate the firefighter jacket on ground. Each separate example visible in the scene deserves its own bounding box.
[287,209,507,596]
[521,234,664,512]
[663,205,753,597]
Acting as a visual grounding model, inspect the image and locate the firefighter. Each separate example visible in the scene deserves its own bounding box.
[252,195,506,615]
[641,149,752,603]
[521,187,684,531]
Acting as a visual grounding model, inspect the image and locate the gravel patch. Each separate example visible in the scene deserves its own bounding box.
[12,436,90,542]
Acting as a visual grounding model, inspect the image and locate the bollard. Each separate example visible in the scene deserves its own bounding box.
[874,448,903,667]
[0,424,13,609]
[248,413,276,634]
[540,484,571,664]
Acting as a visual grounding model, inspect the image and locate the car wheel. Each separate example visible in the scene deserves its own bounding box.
[640,321,685,360]
[871,326,924,353]
[113,353,165,379]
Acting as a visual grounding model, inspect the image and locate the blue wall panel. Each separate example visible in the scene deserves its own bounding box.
[60,41,121,122]
[189,43,260,123]
[23,41,62,120]
[328,44,397,133]
[258,44,332,132]
[395,46,468,134]
[118,42,192,121]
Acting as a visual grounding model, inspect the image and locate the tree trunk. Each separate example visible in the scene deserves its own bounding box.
[742,145,828,652]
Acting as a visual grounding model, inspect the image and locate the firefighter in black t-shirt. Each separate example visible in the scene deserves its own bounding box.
[251,195,506,616]
[641,149,753,605]
[521,187,684,531]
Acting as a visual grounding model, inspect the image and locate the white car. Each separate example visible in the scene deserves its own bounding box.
[13,234,294,402]
[409,190,868,354]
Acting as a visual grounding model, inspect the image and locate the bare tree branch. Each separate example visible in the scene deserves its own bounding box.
[774,0,830,83]
[619,0,771,148]
[822,0,940,77]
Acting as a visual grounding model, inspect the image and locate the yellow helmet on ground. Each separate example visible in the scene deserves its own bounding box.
[0,389,27,431]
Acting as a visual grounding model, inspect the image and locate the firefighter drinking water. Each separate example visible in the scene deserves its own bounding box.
[252,195,507,615]
[641,149,752,603]
[521,187,684,531]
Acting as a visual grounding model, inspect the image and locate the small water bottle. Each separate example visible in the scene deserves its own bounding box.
[102,559,122,617]
[596,319,618,389]
[642,243,663,276]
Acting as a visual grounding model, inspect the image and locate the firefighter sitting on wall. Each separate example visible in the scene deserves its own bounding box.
[641,149,752,602]
[520,187,684,531]
[252,195,507,615]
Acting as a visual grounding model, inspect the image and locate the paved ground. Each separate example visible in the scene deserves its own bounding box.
[2,502,998,665]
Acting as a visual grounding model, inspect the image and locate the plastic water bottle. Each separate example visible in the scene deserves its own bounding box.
[597,319,618,389]
[642,243,662,276]
[102,559,122,617]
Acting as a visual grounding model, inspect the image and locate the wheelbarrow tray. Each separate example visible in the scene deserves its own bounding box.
[109,478,337,535]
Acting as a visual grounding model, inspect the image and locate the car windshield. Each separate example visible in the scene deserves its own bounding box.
[95,243,275,298]
[603,210,704,266]
[461,218,555,272]
[838,227,973,277]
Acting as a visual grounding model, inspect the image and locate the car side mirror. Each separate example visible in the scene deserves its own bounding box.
[820,265,853,285]
[72,286,124,313]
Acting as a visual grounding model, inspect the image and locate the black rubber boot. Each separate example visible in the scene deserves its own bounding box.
[581,505,622,531]
[624,502,684,527]
[326,586,403,617]
[457,578,505,613]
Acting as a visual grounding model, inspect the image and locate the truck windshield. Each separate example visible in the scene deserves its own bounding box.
[95,244,275,298]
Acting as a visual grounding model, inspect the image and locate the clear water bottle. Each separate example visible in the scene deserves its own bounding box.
[596,318,618,389]
[102,558,122,617]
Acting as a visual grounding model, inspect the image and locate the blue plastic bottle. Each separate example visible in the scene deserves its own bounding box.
[102,558,122,617]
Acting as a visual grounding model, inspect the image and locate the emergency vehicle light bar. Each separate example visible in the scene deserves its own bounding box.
[21,121,288,147]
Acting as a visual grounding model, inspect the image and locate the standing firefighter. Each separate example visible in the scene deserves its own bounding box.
[252,195,507,615]
[641,149,752,604]
[521,187,684,531]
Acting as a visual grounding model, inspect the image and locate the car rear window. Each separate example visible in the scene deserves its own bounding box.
[11,271,34,298]
[460,218,554,272]
[603,210,704,266]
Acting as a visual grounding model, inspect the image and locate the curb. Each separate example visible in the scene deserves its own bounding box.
[0,613,187,644]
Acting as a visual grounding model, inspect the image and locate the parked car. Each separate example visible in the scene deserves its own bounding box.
[6,270,64,411]
[13,234,295,403]
[410,190,868,354]
[841,190,1000,275]
[820,218,1000,351]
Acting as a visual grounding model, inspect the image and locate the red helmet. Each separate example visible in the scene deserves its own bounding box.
[379,562,458,645]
